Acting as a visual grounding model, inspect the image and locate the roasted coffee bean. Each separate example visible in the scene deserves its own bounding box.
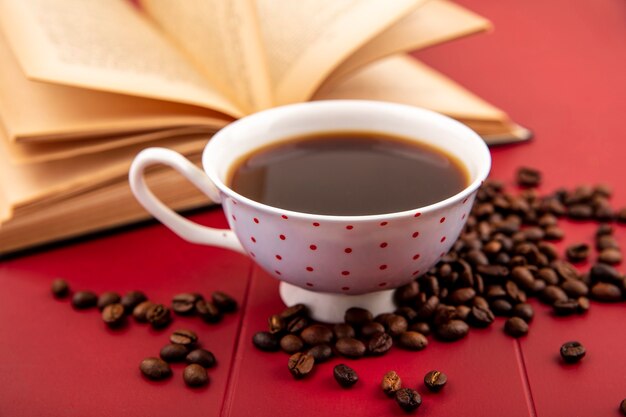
[335,337,366,358]
[504,317,529,338]
[160,343,189,362]
[146,304,172,329]
[424,370,447,392]
[538,267,559,285]
[120,291,147,313]
[561,280,589,298]
[172,293,201,315]
[568,204,593,220]
[552,260,580,281]
[524,227,545,242]
[301,324,333,345]
[540,285,568,305]
[532,278,547,293]
[469,305,495,327]
[590,263,622,283]
[184,364,209,387]
[170,329,198,346]
[97,291,121,310]
[565,243,590,263]
[384,314,408,337]
[344,307,373,327]
[553,299,579,316]
[195,299,222,323]
[72,291,98,309]
[333,323,355,339]
[538,213,558,227]
[598,248,623,265]
[279,304,309,321]
[456,305,471,321]
[544,226,565,241]
[415,296,439,320]
[596,235,620,251]
[485,285,507,300]
[253,331,280,352]
[590,282,622,302]
[360,321,385,338]
[476,264,509,279]
[473,296,489,309]
[211,291,238,313]
[560,341,586,363]
[286,316,309,334]
[448,287,476,305]
[51,279,70,298]
[409,322,431,336]
[596,223,613,236]
[374,312,395,325]
[422,275,441,296]
[490,299,513,316]
[287,352,314,379]
[395,306,418,322]
[435,320,469,341]
[381,371,402,397]
[512,303,534,322]
[538,242,560,261]
[367,332,393,355]
[268,314,285,334]
[620,399,626,416]
[395,388,422,412]
[577,297,590,314]
[140,357,172,380]
[618,208,626,224]
[512,266,535,291]
[280,334,304,354]
[186,348,216,368]
[398,331,428,351]
[433,305,458,326]
[307,344,333,363]
[102,303,126,327]
[393,281,420,305]
[516,167,541,187]
[505,281,526,304]
[333,364,358,388]
[132,301,154,323]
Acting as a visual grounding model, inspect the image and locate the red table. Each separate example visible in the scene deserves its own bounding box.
[1,0,625,416]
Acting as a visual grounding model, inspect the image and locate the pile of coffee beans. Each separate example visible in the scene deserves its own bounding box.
[140,328,216,387]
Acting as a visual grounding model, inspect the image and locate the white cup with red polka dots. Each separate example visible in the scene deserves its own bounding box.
[129,100,491,322]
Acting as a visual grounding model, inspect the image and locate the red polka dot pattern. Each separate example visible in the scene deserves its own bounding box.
[380,221,388,226]
[412,231,420,238]
[253,217,259,224]
[275,270,281,275]
[440,217,446,223]
[306,282,314,287]
[306,266,314,272]
[412,270,420,275]
[346,225,354,230]
[309,244,317,250]
[380,242,388,248]
[344,248,352,254]
[462,213,466,220]
[341,286,350,291]
[312,222,320,227]
[232,215,236,221]
[463,197,468,204]
[275,255,282,260]
[279,234,286,240]
[341,271,350,276]
[250,237,256,243]
[413,254,420,260]
[414,212,422,217]
[440,236,446,243]
[281,215,288,219]
[378,282,387,287]
[379,264,387,270]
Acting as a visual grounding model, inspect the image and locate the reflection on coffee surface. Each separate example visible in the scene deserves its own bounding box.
[228,131,469,215]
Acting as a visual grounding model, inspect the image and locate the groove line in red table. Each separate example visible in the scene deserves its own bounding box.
[514,340,538,417]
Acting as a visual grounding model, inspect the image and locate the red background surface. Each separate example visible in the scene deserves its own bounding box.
[1,0,625,416]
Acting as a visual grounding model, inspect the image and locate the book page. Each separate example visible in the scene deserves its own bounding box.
[141,0,272,113]
[324,0,491,86]
[0,0,243,117]
[256,0,426,104]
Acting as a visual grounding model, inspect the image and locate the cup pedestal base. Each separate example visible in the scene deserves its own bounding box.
[279,281,396,323]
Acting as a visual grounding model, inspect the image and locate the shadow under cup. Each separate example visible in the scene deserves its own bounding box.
[204,101,491,322]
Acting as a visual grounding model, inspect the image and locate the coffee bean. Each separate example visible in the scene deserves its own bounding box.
[415,296,440,320]
[568,204,593,220]
[448,287,476,305]
[505,281,526,304]
[469,305,495,327]
[577,296,590,314]
[287,352,314,379]
[516,167,541,187]
[490,299,513,316]
[540,285,568,305]
[553,299,579,316]
[560,279,588,298]
[279,304,309,321]
[596,223,613,236]
[97,291,121,310]
[196,299,222,323]
[252,331,280,352]
[160,343,189,362]
[544,226,565,241]
[512,303,534,322]
[381,370,402,397]
[307,344,333,363]
[565,243,590,263]
[524,227,545,242]
[335,337,366,358]
[538,213,558,227]
[620,398,626,416]
[456,305,471,321]
[393,281,420,305]
[424,370,447,392]
[590,282,622,302]
[395,306,418,322]
[344,307,373,327]
[395,388,422,412]
[333,364,358,388]
[504,317,529,338]
[280,334,304,354]
[398,331,428,351]
[170,329,198,346]
[560,341,586,363]
[120,291,147,313]
[367,332,393,355]
[211,291,238,313]
[538,242,560,261]
[184,364,209,387]
[596,235,620,251]
[301,324,333,345]
[286,316,309,333]
[51,279,70,298]
[360,321,385,338]
[590,263,622,283]
[435,320,469,341]
[172,293,201,315]
[512,266,535,291]
[333,323,355,339]
[433,305,458,326]
[598,248,622,265]
[72,291,98,309]
[409,322,431,336]
[186,348,216,368]
[538,267,559,285]
[485,285,507,300]
[618,208,626,223]
[102,303,126,328]
[140,357,172,380]
[146,304,171,329]
[132,301,154,323]
[268,314,285,334]
[384,314,408,337]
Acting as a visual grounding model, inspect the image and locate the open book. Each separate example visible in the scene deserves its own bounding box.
[0,0,530,254]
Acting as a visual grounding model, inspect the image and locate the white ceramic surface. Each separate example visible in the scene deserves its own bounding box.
[129,100,491,322]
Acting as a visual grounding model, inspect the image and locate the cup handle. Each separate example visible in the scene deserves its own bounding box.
[129,147,245,254]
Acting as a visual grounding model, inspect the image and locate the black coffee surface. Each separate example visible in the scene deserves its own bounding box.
[228,131,468,215]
